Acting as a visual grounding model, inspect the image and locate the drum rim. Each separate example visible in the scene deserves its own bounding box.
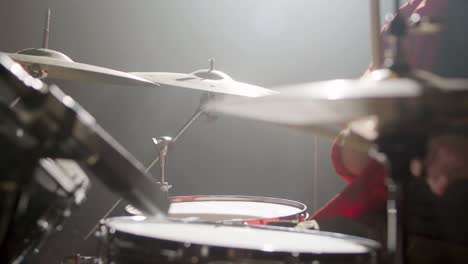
[127,195,309,222]
[168,195,308,221]
[103,216,381,252]
[168,195,307,212]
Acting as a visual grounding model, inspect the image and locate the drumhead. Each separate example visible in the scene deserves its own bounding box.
[106,217,375,254]
[168,195,305,221]
[126,195,308,222]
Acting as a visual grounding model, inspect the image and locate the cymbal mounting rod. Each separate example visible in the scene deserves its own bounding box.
[42,9,51,49]
[370,0,381,69]
[209,58,215,72]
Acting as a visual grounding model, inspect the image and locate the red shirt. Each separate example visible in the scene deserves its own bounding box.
[311,0,448,222]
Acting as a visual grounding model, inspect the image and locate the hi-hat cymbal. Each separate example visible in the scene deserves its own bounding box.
[4,48,157,87]
[131,69,277,97]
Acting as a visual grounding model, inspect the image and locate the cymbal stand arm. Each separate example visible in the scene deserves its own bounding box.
[173,109,205,143]
[146,109,205,173]
[153,136,172,197]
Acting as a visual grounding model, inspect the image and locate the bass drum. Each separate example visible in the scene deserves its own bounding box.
[126,195,308,226]
[98,216,380,264]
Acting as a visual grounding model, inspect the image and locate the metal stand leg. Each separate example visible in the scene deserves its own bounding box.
[375,135,425,264]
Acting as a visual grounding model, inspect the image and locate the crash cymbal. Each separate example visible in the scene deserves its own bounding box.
[205,76,423,125]
[4,48,157,87]
[131,69,276,97]
[206,70,468,143]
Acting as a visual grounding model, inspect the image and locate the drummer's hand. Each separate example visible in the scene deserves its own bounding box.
[420,135,468,196]
[296,219,320,230]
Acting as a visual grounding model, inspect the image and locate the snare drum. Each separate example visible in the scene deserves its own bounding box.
[126,195,308,225]
[99,216,380,264]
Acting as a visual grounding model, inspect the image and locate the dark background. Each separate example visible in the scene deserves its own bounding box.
[1,0,395,262]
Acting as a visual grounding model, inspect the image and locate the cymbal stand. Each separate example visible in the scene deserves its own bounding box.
[385,0,409,75]
[146,92,216,198]
[376,1,413,263]
[372,129,426,264]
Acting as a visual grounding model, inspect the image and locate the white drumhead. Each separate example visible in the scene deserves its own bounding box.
[169,200,301,221]
[107,218,369,254]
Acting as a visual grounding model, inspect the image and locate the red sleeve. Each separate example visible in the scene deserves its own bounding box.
[311,142,388,221]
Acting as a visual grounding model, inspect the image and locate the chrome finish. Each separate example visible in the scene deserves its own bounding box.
[153,136,173,193]
[42,9,51,50]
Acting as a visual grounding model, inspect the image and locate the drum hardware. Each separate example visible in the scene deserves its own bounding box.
[0,54,168,262]
[147,92,217,195]
[153,136,174,195]
[380,2,408,262]
[369,0,382,70]
[147,107,206,193]
[42,9,51,51]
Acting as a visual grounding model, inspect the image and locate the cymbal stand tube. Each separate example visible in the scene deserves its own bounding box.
[42,9,51,50]
[147,92,215,191]
[153,136,173,197]
[373,131,425,264]
[146,109,205,173]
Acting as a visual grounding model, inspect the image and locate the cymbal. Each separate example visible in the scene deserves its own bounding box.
[131,70,277,97]
[206,70,468,143]
[4,48,158,87]
[205,76,423,125]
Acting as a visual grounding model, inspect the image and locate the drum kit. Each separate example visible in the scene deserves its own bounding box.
[1,1,468,264]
